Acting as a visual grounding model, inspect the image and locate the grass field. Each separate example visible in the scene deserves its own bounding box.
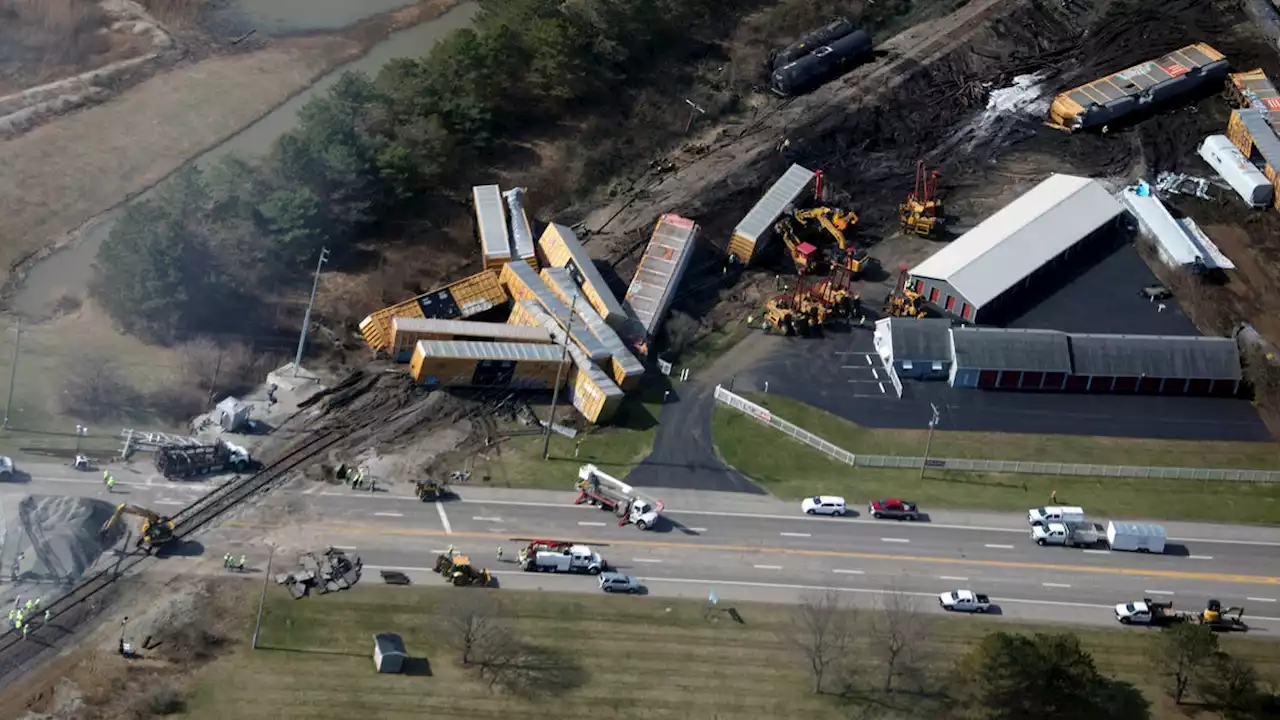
[712,397,1280,524]
[180,584,1280,719]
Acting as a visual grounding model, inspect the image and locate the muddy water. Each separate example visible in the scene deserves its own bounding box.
[10,2,479,318]
[224,0,420,35]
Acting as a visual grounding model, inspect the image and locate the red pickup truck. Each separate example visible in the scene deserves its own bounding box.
[868,498,920,520]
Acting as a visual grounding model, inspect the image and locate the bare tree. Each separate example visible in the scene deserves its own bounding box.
[784,589,857,694]
[1197,651,1261,717]
[870,588,925,693]
[436,593,516,666]
[59,353,140,421]
[1158,622,1219,704]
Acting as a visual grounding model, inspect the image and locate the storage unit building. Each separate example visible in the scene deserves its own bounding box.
[620,213,699,357]
[1118,184,1236,271]
[499,262,611,362]
[373,633,407,674]
[1064,333,1242,396]
[1047,43,1228,131]
[388,317,552,362]
[359,269,508,352]
[1227,108,1280,209]
[541,267,645,391]
[1197,134,1273,208]
[872,317,954,380]
[536,222,626,325]
[729,164,815,264]
[1226,68,1280,129]
[948,327,1074,390]
[473,184,512,270]
[502,187,539,269]
[907,174,1124,324]
[409,339,567,389]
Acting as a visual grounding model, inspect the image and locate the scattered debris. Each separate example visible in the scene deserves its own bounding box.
[1155,172,1212,200]
[275,548,362,600]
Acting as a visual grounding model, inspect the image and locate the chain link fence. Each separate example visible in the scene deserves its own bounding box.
[714,385,1280,484]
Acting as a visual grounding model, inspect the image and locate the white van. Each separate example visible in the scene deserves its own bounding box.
[1027,506,1085,527]
[1106,522,1166,553]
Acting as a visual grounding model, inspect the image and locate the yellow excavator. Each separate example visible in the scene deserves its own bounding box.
[100,504,177,550]
[900,160,945,237]
[774,217,822,273]
[884,266,927,319]
[792,206,874,277]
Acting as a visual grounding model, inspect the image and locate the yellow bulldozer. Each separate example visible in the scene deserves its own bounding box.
[433,553,493,587]
[884,266,927,319]
[100,503,176,551]
[899,160,944,237]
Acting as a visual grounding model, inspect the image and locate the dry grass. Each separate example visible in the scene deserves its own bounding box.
[138,0,209,28]
[0,0,151,93]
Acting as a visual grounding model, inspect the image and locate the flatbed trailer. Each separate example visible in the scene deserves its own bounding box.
[575,464,663,530]
[154,441,255,479]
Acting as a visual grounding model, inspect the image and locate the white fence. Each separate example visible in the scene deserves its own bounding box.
[713,385,1280,484]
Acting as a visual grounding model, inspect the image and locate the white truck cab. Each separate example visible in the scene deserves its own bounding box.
[939,589,991,613]
[524,544,606,575]
[1032,521,1102,547]
[1027,506,1085,527]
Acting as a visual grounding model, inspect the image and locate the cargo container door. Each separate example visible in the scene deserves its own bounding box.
[417,290,462,320]
[473,359,517,387]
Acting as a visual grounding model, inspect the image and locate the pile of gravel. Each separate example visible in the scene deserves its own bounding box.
[0,495,119,600]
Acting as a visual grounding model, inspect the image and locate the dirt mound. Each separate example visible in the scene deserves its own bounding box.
[0,495,119,599]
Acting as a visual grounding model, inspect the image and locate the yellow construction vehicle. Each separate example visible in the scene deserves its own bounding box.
[415,477,450,501]
[433,553,493,587]
[899,160,944,237]
[762,269,859,336]
[99,504,176,550]
[884,266,927,319]
[773,217,822,273]
[791,206,875,278]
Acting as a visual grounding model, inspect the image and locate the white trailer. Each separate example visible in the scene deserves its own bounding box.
[1032,521,1103,548]
[521,544,606,575]
[1107,522,1167,553]
[575,464,663,530]
[1197,135,1273,208]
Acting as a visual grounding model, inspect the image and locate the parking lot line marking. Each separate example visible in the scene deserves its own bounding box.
[780,532,811,538]
[632,558,663,564]
[1145,590,1175,595]
[939,576,968,581]
[878,382,886,394]
[753,564,783,570]
[1082,549,1110,555]
[578,521,608,527]
[832,569,864,574]
[841,365,862,369]
[472,516,502,522]
[881,538,910,543]
[985,544,1014,549]
[1248,597,1277,603]
[154,500,184,506]
[871,369,879,379]
[1187,555,1214,560]
[1042,582,1071,588]
[374,512,403,517]
[436,503,452,535]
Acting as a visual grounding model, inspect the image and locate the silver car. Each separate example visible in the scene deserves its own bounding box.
[598,572,641,594]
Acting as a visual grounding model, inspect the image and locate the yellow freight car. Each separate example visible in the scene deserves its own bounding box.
[499,262,611,361]
[729,164,815,265]
[389,317,552,362]
[540,267,645,391]
[535,223,626,325]
[408,340,567,389]
[1227,108,1280,208]
[564,343,625,424]
[1227,68,1280,128]
[359,270,508,352]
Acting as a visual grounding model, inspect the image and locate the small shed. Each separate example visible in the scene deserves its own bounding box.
[873,318,954,380]
[216,397,251,432]
[373,633,407,674]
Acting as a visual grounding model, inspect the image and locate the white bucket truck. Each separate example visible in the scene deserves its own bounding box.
[1106,522,1166,553]
[521,543,607,575]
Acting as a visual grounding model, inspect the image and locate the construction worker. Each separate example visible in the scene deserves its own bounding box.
[21,623,28,640]
[238,555,247,572]
[15,620,23,639]
[496,546,504,562]
[24,599,33,612]
[1051,489,1058,504]
[223,553,231,568]
[106,476,117,493]
[103,470,110,486]
[43,610,51,625]
[446,544,455,557]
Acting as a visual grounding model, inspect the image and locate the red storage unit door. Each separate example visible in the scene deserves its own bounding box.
[1210,379,1238,397]
[1019,371,1044,389]
[978,370,999,388]
[961,303,973,320]
[1186,378,1212,395]
[1137,376,1162,394]
[1088,376,1114,393]
[1064,374,1089,391]
[997,371,1020,389]
[914,280,924,293]
[929,287,940,303]
[1043,372,1066,390]
[1113,377,1139,393]
[945,295,956,311]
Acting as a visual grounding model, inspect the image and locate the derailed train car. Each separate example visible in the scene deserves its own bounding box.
[769,17,855,70]
[769,29,873,97]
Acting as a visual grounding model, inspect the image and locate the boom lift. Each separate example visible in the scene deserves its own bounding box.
[884,266,927,318]
[763,267,859,336]
[900,160,944,237]
[575,465,663,530]
[99,504,176,550]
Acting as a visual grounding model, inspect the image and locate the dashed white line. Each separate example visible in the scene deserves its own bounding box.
[832,569,865,575]
[881,538,910,543]
[578,521,608,527]
[435,503,452,535]
[939,576,968,581]
[753,564,783,570]
[686,527,707,533]
[632,558,663,564]
[779,532,811,538]
[1042,582,1071,588]
[871,369,880,380]
[1247,597,1277,603]
[878,382,886,394]
[154,500,184,506]
[472,516,502,522]
[984,544,1014,549]
[865,355,872,365]
[374,512,403,518]
[1145,590,1175,596]
[1187,555,1214,560]
[1081,549,1110,555]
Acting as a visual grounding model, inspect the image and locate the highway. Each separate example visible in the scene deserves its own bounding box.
[5,460,1280,631]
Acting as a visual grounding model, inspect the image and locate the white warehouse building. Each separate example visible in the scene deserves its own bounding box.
[906,174,1125,325]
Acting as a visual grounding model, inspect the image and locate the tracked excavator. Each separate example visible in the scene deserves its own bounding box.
[774,216,822,274]
[791,206,874,277]
[900,160,944,237]
[763,267,859,336]
[884,266,927,319]
[99,504,176,550]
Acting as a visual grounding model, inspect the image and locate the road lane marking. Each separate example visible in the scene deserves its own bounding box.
[939,576,968,581]
[435,503,452,535]
[985,544,1014,549]
[1082,549,1110,555]
[687,527,707,533]
[832,569,864,575]
[374,512,403,518]
[1248,597,1277,603]
[632,558,663,564]
[866,355,872,365]
[154,500,184,506]
[878,382,886,394]
[1042,583,1071,588]
[472,516,502,522]
[881,538,910,543]
[780,532,811,538]
[578,521,608,527]
[1145,590,1174,595]
[244,523,1280,586]
[1187,555,1214,560]
[753,564,783,570]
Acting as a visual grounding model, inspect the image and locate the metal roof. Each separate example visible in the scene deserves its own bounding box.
[1067,334,1241,381]
[472,185,511,261]
[505,263,610,360]
[414,339,564,363]
[520,301,623,396]
[949,327,1074,373]
[885,318,953,362]
[542,268,644,376]
[1235,108,1280,170]
[733,164,816,244]
[541,223,626,319]
[1229,69,1280,127]
[1118,187,1235,270]
[391,317,551,343]
[623,214,698,339]
[1065,44,1225,108]
[502,187,537,261]
[909,174,1123,309]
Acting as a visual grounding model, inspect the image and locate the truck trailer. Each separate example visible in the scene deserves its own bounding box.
[1106,521,1167,553]
[575,464,663,530]
[154,440,255,479]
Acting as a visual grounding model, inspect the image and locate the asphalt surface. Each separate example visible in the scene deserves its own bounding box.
[7,463,1278,633]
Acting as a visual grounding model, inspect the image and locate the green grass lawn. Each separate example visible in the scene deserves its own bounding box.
[181,584,1280,720]
[713,400,1280,524]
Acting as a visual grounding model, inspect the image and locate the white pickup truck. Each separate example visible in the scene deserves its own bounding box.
[521,544,607,575]
[939,589,992,613]
[1032,521,1104,548]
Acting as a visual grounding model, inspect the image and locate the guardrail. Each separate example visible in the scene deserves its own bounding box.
[713,385,1280,483]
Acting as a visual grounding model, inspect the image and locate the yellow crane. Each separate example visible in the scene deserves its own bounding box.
[884,266,927,319]
[900,160,945,237]
[100,504,176,550]
[773,217,821,273]
[792,206,873,276]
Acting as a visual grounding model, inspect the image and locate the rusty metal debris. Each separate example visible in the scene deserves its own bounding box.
[275,547,362,600]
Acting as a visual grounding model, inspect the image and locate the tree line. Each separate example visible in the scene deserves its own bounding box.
[787,590,1280,719]
[92,0,754,345]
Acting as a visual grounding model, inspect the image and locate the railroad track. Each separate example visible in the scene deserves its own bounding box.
[0,423,354,685]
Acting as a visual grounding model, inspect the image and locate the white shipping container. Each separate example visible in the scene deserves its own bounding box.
[1197,134,1273,208]
[1106,521,1167,554]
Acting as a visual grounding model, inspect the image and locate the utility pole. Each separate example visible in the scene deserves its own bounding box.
[3,319,21,429]
[542,293,580,460]
[252,545,275,650]
[919,403,940,480]
[74,425,88,454]
[293,248,329,377]
[684,99,706,134]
